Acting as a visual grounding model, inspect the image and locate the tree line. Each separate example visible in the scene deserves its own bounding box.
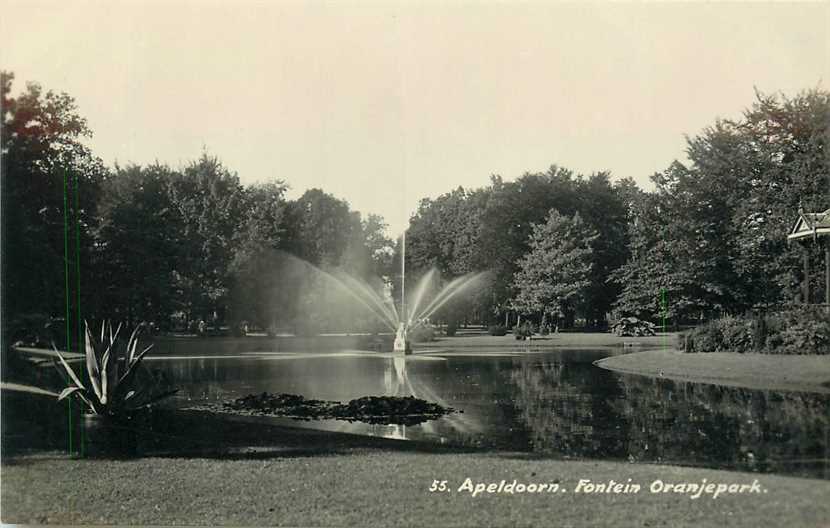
[403,89,828,328]
[2,69,828,341]
[1,71,394,342]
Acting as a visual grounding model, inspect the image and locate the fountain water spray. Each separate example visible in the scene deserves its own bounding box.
[394,230,410,353]
[271,246,485,353]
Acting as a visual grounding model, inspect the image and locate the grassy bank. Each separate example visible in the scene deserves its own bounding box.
[596,349,830,394]
[418,331,674,349]
[3,435,828,527]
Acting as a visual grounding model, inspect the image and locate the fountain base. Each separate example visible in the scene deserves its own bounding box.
[393,323,412,355]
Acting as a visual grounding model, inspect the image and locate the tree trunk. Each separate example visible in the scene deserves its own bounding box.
[825,242,829,311]
[804,247,811,304]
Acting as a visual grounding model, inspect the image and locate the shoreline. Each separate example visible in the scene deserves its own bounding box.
[595,349,830,394]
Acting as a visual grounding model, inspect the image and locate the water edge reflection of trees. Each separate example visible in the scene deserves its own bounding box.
[508,360,830,478]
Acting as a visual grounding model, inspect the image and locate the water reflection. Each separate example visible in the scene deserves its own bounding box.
[614,374,829,477]
[506,359,829,479]
[150,349,829,479]
[384,356,409,397]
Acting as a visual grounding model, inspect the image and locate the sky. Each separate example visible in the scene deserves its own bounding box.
[2,1,828,235]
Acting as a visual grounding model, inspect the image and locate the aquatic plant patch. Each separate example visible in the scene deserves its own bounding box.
[191,392,456,426]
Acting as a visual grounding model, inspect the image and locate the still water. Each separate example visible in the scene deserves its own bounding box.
[146,347,829,480]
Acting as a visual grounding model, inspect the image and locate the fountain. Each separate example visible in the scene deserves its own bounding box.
[264,234,485,353]
[295,230,485,354]
[336,264,485,354]
[393,231,486,353]
[394,230,410,354]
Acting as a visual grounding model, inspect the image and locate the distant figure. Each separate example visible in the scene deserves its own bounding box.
[198,319,206,335]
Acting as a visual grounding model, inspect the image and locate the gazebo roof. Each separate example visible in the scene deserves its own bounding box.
[788,208,830,241]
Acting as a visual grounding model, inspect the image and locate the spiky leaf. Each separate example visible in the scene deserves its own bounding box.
[58,386,84,401]
[84,324,103,401]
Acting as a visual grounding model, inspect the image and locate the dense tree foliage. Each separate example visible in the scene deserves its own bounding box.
[402,168,631,326]
[511,210,598,325]
[614,89,829,322]
[1,71,106,349]
[1,72,395,335]
[3,71,827,336]
[95,164,181,324]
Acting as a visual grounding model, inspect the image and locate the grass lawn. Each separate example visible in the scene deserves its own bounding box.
[418,331,674,349]
[596,349,830,394]
[3,438,829,527]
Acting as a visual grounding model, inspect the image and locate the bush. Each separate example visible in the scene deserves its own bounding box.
[684,315,751,353]
[445,320,458,337]
[775,308,830,354]
[513,321,535,340]
[488,325,508,336]
[409,325,435,343]
[684,307,830,355]
[685,323,722,353]
[717,315,752,353]
[611,317,657,337]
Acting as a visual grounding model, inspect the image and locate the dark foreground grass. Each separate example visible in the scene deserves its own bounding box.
[596,349,830,394]
[3,448,829,528]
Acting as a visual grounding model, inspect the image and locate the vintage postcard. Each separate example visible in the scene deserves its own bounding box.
[1,1,828,527]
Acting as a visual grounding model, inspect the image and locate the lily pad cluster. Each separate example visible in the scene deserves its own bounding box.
[197,392,455,426]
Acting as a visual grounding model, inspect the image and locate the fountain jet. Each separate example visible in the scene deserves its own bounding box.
[267,248,485,354]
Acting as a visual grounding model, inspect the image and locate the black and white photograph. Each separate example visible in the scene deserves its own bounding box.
[1,1,828,527]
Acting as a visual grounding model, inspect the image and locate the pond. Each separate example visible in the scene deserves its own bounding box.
[143,345,830,480]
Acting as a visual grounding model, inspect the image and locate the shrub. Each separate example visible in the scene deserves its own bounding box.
[445,320,458,337]
[611,317,656,337]
[685,322,721,353]
[775,309,830,354]
[514,321,535,340]
[685,307,830,355]
[488,325,508,336]
[716,315,753,353]
[409,325,436,343]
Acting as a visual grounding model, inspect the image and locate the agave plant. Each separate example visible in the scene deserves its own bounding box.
[54,321,177,416]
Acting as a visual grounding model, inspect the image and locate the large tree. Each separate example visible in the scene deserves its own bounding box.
[95,163,181,325]
[282,189,361,268]
[478,168,581,308]
[614,89,830,320]
[1,71,106,348]
[511,210,598,326]
[167,153,246,324]
[574,172,631,325]
[223,180,290,329]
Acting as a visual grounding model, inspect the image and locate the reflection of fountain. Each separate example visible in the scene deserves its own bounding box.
[384,355,410,397]
[382,354,481,439]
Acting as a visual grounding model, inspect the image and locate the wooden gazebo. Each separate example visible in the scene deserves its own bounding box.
[787,207,830,305]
